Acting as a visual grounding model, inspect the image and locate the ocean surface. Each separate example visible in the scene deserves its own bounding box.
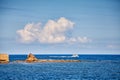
[0,54,120,80]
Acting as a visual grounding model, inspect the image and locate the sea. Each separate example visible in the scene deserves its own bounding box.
[0,54,120,80]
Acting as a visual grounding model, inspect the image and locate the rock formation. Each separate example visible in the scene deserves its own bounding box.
[12,53,80,63]
[0,54,9,63]
[25,53,38,63]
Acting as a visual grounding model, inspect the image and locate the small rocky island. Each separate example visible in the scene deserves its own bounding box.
[1,53,80,63]
[25,53,80,63]
[25,53,39,63]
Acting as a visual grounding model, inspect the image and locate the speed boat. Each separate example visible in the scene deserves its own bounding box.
[71,54,79,57]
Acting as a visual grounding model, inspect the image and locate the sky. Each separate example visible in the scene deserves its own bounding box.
[0,0,120,54]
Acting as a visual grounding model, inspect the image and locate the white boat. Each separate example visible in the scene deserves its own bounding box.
[71,54,79,57]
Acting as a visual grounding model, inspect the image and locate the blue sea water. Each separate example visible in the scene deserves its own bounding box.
[0,54,120,80]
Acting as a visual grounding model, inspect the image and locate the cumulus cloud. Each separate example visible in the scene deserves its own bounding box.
[17,17,91,44]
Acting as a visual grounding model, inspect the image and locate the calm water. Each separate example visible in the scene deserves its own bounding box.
[0,54,120,80]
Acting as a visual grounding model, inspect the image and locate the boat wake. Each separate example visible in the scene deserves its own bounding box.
[49,56,72,58]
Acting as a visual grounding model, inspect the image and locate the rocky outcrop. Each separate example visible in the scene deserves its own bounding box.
[0,54,9,63]
[25,53,80,63]
[25,53,38,63]
[13,53,80,63]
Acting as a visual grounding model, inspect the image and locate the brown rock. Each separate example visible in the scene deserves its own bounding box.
[0,54,9,64]
[25,53,38,63]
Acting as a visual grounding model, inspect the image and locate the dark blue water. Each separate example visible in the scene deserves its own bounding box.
[9,54,120,61]
[0,54,120,80]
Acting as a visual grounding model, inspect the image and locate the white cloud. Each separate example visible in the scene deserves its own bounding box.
[17,17,91,44]
[68,37,91,43]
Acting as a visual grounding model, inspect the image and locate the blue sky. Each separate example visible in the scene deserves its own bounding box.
[0,0,120,54]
